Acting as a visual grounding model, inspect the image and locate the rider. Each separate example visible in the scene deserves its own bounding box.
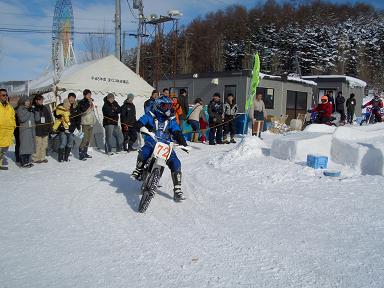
[313,95,333,124]
[131,95,190,202]
[362,94,383,123]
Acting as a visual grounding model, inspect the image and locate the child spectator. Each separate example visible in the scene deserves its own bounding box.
[53,99,70,133]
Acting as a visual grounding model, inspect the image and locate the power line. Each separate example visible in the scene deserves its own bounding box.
[126,0,139,19]
[0,11,115,22]
[0,23,114,30]
[0,27,136,35]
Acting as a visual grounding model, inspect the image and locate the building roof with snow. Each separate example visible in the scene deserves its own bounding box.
[302,75,367,88]
[168,70,317,87]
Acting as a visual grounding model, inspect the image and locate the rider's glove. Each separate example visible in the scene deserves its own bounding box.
[140,126,156,139]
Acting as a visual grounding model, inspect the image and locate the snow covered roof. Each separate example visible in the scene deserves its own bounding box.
[260,73,317,86]
[302,75,367,88]
[11,55,154,97]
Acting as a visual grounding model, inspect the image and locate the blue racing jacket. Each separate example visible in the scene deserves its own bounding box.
[136,112,187,146]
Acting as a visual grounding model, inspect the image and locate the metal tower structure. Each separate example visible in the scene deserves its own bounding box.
[52,0,76,81]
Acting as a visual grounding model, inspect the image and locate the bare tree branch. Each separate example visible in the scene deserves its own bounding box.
[80,26,112,61]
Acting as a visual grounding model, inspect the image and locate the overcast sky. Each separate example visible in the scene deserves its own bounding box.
[0,0,383,81]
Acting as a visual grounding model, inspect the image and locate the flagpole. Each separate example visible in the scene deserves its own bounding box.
[242,53,260,138]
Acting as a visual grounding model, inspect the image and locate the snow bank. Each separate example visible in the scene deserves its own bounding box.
[331,125,384,175]
[271,123,384,175]
[303,124,337,133]
[211,136,267,168]
[271,132,332,161]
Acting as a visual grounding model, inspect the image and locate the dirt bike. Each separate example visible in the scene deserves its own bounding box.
[138,134,188,213]
[360,107,384,125]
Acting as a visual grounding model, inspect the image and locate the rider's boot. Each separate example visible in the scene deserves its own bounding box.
[131,154,145,181]
[172,171,185,202]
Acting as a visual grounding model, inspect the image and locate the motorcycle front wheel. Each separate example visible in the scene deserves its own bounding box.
[138,168,161,213]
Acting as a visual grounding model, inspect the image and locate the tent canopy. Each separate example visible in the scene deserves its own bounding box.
[14,55,154,97]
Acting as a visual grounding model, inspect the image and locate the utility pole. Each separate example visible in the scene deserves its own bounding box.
[172,19,178,89]
[135,0,144,75]
[115,0,121,60]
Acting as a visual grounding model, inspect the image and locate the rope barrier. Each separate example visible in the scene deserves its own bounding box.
[1,106,97,129]
[1,104,250,136]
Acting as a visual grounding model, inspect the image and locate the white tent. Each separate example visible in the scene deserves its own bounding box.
[13,55,154,98]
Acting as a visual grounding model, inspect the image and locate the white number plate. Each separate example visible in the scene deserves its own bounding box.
[154,142,171,160]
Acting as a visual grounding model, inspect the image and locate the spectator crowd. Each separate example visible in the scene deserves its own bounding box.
[0,87,259,171]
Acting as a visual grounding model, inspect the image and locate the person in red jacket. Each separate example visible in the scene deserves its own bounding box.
[314,95,333,124]
[362,94,383,123]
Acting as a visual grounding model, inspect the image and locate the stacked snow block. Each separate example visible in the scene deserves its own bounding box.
[307,154,328,169]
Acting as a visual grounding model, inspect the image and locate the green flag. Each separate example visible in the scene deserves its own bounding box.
[245,53,261,111]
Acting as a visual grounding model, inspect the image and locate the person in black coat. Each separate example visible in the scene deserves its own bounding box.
[177,88,189,129]
[102,93,123,155]
[208,92,224,145]
[346,93,357,124]
[327,91,335,113]
[120,93,137,152]
[335,91,346,123]
[144,89,159,114]
[31,94,53,163]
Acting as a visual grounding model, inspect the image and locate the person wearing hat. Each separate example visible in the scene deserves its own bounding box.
[0,88,16,170]
[362,93,383,123]
[314,95,333,124]
[121,93,137,152]
[102,93,124,155]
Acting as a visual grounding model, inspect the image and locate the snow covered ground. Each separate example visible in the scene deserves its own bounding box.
[1,130,384,287]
